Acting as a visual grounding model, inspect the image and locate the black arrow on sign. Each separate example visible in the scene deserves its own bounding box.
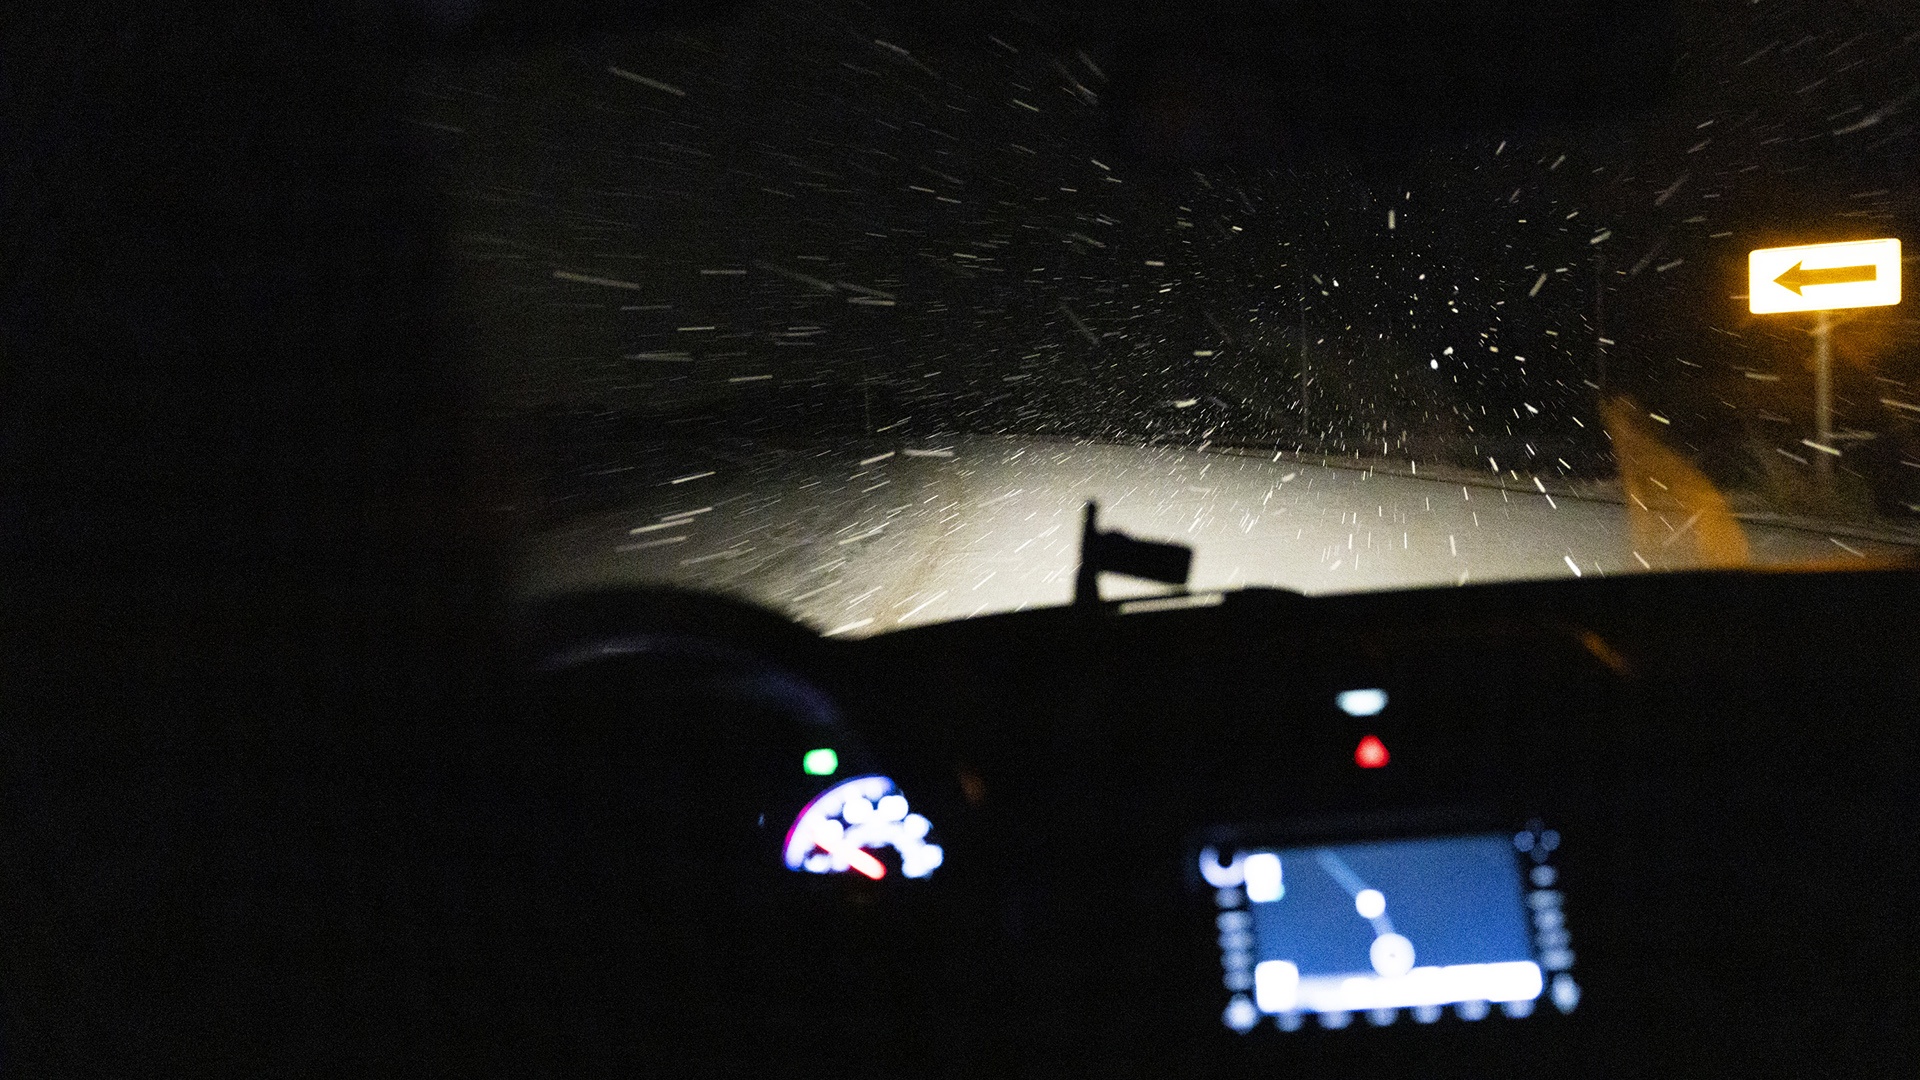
[1774,261,1877,294]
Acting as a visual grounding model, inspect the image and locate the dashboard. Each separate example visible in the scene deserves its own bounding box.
[6,565,1915,1077]
[492,565,1918,1079]
[7,3,1918,1074]
[4,564,1916,1076]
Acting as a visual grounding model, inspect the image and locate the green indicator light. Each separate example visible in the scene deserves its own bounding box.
[803,748,839,776]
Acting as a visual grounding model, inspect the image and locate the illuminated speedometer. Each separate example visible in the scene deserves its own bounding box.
[783,775,944,880]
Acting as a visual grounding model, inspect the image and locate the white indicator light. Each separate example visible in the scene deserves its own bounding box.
[900,843,944,879]
[1254,960,1301,1013]
[1224,995,1260,1033]
[1244,852,1284,902]
[1337,688,1388,716]
[875,794,909,822]
[1551,973,1581,1013]
[1370,933,1416,977]
[1199,847,1246,888]
[1282,960,1541,1014]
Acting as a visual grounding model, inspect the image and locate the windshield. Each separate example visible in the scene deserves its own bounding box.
[411,0,1919,635]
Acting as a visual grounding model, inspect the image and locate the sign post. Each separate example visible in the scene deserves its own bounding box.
[1748,238,1901,486]
[1813,308,1833,482]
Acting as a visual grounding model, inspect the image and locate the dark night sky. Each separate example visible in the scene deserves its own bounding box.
[410,0,1918,507]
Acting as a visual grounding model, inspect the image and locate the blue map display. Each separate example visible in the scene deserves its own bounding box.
[1249,834,1532,977]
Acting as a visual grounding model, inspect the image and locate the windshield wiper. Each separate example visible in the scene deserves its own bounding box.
[1073,500,1194,608]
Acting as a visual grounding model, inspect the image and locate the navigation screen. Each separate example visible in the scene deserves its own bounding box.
[1205,832,1578,1032]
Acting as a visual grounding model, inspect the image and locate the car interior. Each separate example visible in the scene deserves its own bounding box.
[4,1,1916,1077]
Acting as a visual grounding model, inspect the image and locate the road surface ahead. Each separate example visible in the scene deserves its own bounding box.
[518,438,1914,637]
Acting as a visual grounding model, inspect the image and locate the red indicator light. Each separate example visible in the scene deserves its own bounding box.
[814,829,888,880]
[844,847,887,881]
[1355,735,1390,769]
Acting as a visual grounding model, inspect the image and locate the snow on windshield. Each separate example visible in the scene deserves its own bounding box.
[413,0,1920,633]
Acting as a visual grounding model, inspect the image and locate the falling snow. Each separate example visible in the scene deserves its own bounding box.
[416,0,1920,633]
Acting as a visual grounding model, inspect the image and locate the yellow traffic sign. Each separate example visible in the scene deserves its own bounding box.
[1749,238,1900,314]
